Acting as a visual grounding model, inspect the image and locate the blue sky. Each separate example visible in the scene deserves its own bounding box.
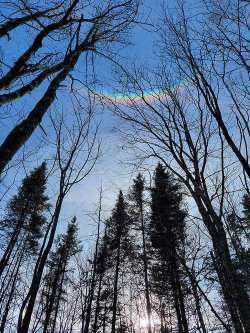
[0,0,189,247]
[59,0,171,242]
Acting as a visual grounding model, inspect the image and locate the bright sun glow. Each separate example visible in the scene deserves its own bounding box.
[139,317,151,328]
[135,316,160,331]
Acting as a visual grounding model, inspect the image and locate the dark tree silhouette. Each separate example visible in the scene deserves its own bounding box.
[105,191,131,333]
[42,217,81,333]
[128,173,153,333]
[150,164,188,333]
[0,0,139,177]
[0,162,49,277]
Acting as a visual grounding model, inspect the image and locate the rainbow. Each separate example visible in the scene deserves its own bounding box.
[93,88,169,105]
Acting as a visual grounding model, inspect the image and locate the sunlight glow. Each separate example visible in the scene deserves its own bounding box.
[135,315,160,332]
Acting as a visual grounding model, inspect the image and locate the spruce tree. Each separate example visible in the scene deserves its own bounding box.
[226,194,250,292]
[150,163,188,333]
[128,173,152,333]
[42,217,81,333]
[0,163,49,332]
[241,194,250,243]
[104,191,131,333]
[0,162,49,276]
[92,224,114,333]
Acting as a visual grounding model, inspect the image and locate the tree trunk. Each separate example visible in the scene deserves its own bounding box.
[42,258,64,333]
[51,269,66,333]
[111,238,121,333]
[17,196,63,333]
[93,273,103,333]
[170,264,185,333]
[175,266,189,333]
[0,205,28,277]
[193,188,250,333]
[189,272,207,333]
[0,52,80,177]
[140,204,152,333]
[80,282,89,333]
[0,243,25,332]
[84,202,102,333]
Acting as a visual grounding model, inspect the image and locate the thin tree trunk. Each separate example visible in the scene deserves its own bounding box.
[178,251,232,333]
[80,282,89,333]
[0,245,20,303]
[191,187,250,333]
[0,244,25,332]
[103,301,107,333]
[170,267,184,333]
[213,227,250,333]
[84,189,102,333]
[17,196,63,333]
[42,258,64,333]
[0,205,28,277]
[111,238,121,333]
[140,204,152,333]
[93,273,103,333]
[175,272,189,333]
[210,250,242,333]
[51,270,66,333]
[69,295,79,333]
[189,272,207,333]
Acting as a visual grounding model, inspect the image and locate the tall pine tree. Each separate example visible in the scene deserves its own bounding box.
[42,217,81,333]
[104,191,131,333]
[150,163,188,333]
[128,173,152,333]
[0,163,49,331]
[0,162,49,276]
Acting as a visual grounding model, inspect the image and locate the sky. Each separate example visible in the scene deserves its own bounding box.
[57,0,165,243]
[0,0,183,247]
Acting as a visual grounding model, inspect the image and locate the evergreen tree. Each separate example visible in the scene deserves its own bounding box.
[241,194,250,242]
[0,162,49,276]
[84,190,103,333]
[226,194,250,292]
[104,191,131,333]
[42,217,81,333]
[150,163,188,333]
[128,173,152,333]
[92,224,114,333]
[0,163,49,331]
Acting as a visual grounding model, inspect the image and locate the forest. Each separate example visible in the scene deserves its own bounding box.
[0,0,249,332]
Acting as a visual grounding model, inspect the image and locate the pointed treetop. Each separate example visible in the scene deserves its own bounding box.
[130,173,145,205]
[116,190,125,209]
[242,194,250,219]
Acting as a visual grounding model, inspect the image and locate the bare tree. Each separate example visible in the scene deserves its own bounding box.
[0,0,139,177]
[17,106,100,333]
[158,1,250,179]
[106,65,250,332]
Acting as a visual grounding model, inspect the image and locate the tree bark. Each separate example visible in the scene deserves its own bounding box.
[111,238,121,333]
[192,187,250,333]
[17,196,63,333]
[0,53,79,177]
[42,258,64,333]
[93,273,103,333]
[140,208,153,333]
[0,243,25,333]
[189,272,207,333]
[0,204,28,277]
